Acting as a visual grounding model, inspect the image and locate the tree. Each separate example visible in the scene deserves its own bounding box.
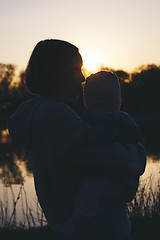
[10,71,30,104]
[99,66,130,84]
[130,64,160,111]
[115,70,130,84]
[0,63,16,104]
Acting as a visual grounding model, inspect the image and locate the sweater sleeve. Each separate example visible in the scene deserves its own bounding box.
[81,111,119,145]
[44,102,146,174]
[45,101,117,149]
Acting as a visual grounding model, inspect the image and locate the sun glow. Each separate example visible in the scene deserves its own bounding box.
[82,54,101,73]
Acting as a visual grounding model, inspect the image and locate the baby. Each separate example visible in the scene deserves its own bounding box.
[52,71,144,237]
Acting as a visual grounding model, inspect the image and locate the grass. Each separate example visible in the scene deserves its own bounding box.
[0,226,52,240]
[127,175,160,239]
[0,181,46,229]
[0,175,160,239]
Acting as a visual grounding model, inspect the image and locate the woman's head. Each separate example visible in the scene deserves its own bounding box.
[24,39,85,101]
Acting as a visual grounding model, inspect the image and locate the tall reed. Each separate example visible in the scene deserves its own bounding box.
[0,174,160,229]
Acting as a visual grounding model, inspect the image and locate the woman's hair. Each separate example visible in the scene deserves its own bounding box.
[24,39,79,96]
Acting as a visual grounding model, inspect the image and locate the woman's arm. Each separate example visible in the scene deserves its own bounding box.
[62,142,146,175]
[43,101,146,176]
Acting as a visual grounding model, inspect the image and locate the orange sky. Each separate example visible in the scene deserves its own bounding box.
[1,0,160,73]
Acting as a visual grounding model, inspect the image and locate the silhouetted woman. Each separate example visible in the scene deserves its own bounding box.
[8,39,145,240]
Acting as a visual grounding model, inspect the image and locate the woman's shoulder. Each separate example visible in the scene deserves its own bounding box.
[33,97,82,125]
[34,97,73,114]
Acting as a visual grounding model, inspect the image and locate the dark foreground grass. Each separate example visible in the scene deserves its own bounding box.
[1,175,160,240]
[131,216,160,240]
[0,216,160,240]
[0,226,51,240]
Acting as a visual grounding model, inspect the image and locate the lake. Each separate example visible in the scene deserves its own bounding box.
[0,128,160,228]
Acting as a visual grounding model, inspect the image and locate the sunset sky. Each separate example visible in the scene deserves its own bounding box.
[1,0,160,74]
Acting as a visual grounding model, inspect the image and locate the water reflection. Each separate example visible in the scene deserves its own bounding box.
[0,129,32,186]
[0,129,45,227]
[0,129,11,144]
[0,128,160,227]
[141,156,160,193]
[0,162,46,228]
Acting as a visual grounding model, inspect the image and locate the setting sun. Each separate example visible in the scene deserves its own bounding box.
[83,57,98,72]
[82,54,102,73]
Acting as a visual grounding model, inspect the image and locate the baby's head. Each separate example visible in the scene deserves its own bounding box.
[84,71,122,111]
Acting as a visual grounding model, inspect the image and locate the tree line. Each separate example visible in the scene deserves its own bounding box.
[0,63,160,118]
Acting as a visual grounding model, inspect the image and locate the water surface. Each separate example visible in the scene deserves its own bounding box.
[0,129,160,227]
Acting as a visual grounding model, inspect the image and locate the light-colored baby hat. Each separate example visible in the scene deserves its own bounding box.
[84,71,122,109]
